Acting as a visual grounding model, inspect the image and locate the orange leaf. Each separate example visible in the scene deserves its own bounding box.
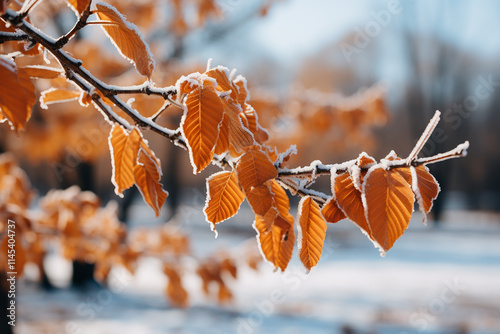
[322,198,346,224]
[270,180,291,218]
[0,59,36,131]
[66,0,91,15]
[205,67,238,101]
[254,213,294,271]
[222,99,254,155]
[163,263,188,308]
[109,125,142,197]
[39,88,81,109]
[246,184,273,216]
[95,3,155,78]
[134,149,168,217]
[297,196,327,271]
[412,165,440,222]
[203,170,245,231]
[181,84,225,173]
[334,172,373,239]
[363,166,415,253]
[242,105,269,144]
[213,113,229,155]
[236,146,277,193]
[233,76,249,108]
[19,65,63,79]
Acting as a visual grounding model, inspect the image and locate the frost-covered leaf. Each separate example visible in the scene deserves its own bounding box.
[297,196,327,271]
[134,149,168,217]
[203,170,245,231]
[321,197,346,224]
[66,0,91,15]
[246,184,273,216]
[39,88,80,109]
[213,113,229,155]
[412,165,440,222]
[334,172,373,239]
[362,166,414,253]
[0,59,36,131]
[222,99,254,155]
[254,213,294,271]
[95,2,155,78]
[108,124,142,197]
[205,67,238,101]
[235,146,277,193]
[181,84,224,173]
[20,65,63,79]
[233,75,249,108]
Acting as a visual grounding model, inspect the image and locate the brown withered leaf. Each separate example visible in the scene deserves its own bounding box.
[254,213,294,271]
[181,83,224,173]
[134,149,168,217]
[19,65,63,79]
[0,58,36,131]
[412,165,440,222]
[321,197,346,224]
[334,172,373,239]
[297,196,327,271]
[108,124,142,197]
[235,146,277,193]
[203,170,245,230]
[39,88,81,109]
[95,3,155,78]
[363,166,414,253]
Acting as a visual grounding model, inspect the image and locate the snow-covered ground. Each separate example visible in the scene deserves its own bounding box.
[17,203,500,334]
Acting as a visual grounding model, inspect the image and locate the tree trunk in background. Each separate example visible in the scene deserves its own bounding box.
[71,162,96,287]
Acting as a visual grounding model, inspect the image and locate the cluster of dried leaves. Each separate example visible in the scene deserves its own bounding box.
[0,0,469,296]
[0,154,260,306]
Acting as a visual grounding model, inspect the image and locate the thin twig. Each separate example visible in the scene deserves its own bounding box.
[406,110,441,163]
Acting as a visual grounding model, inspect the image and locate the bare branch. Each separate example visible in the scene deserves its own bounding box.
[406,110,441,163]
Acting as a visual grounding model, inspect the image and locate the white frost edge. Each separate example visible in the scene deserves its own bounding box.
[202,170,242,238]
[95,2,156,77]
[233,75,250,102]
[39,87,80,110]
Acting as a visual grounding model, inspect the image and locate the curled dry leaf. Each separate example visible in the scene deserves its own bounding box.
[297,196,327,271]
[133,149,168,217]
[95,2,155,78]
[334,172,373,239]
[0,58,36,131]
[108,124,142,197]
[412,165,440,222]
[39,88,81,109]
[321,198,346,224]
[203,170,245,231]
[254,213,294,271]
[181,84,224,173]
